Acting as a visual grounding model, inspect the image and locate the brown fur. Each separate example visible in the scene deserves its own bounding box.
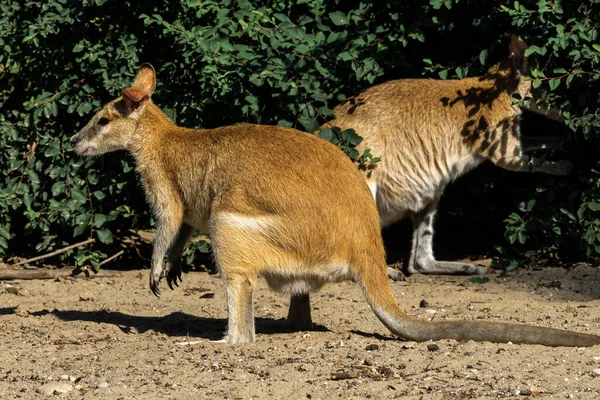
[69,63,599,347]
[325,35,572,277]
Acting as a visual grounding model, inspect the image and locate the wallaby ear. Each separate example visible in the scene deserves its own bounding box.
[131,63,156,97]
[509,34,529,71]
[121,88,150,113]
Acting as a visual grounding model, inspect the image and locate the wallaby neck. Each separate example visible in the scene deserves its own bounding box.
[128,101,177,156]
[484,61,530,100]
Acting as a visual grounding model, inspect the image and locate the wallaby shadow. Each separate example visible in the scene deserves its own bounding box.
[349,329,398,342]
[46,309,330,339]
[0,306,18,315]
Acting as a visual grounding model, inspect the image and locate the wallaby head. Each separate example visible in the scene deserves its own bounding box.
[501,34,563,121]
[70,63,158,156]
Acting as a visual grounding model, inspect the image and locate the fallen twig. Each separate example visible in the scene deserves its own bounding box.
[99,250,124,267]
[0,268,120,281]
[13,238,95,266]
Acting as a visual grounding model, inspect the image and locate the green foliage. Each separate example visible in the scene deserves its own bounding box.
[1,0,599,271]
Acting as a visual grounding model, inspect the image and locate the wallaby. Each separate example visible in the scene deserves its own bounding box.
[70,63,600,346]
[325,34,572,278]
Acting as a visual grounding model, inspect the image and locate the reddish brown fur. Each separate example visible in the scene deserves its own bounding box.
[69,63,599,347]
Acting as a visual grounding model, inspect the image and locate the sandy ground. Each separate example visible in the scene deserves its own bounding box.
[1,263,600,399]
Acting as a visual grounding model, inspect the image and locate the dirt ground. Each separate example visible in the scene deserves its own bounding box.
[1,262,600,399]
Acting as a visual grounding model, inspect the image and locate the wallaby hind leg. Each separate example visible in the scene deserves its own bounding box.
[287,293,313,331]
[220,273,257,344]
[406,201,492,276]
[166,222,194,290]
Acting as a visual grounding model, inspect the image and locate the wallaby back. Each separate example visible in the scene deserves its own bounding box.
[70,63,599,347]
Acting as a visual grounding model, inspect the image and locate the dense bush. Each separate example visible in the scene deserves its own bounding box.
[1,0,599,270]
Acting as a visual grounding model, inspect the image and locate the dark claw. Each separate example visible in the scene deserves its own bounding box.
[166,260,183,291]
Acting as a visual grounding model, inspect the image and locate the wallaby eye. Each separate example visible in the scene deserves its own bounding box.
[97,117,110,126]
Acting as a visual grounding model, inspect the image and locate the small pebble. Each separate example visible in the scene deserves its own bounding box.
[330,371,358,380]
[427,343,440,352]
[365,344,379,351]
[419,299,430,308]
[59,375,69,381]
[96,381,109,389]
[37,382,73,396]
[592,368,600,376]
[5,285,20,295]
[425,309,437,314]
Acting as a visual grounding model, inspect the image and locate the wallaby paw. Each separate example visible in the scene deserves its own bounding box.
[149,268,163,297]
[166,261,183,290]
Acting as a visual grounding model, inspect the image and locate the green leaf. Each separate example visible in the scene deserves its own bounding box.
[93,214,107,228]
[0,226,10,240]
[318,128,336,143]
[479,49,488,65]
[588,202,600,211]
[73,223,87,237]
[44,141,61,157]
[97,228,113,244]
[526,199,536,211]
[73,43,85,52]
[51,181,66,197]
[71,187,86,202]
[329,11,348,26]
[438,70,448,80]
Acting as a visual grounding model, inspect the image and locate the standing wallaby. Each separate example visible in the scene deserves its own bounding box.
[325,34,572,278]
[70,63,600,347]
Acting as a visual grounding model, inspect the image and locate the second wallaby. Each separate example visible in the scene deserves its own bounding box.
[326,35,572,278]
[70,63,599,347]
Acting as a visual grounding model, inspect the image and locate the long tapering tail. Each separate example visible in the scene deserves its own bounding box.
[359,265,600,347]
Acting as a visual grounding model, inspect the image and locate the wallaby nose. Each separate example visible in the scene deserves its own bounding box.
[70,134,80,147]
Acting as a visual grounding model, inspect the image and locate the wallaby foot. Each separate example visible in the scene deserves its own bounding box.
[287,294,313,331]
[539,159,573,176]
[386,266,407,281]
[408,260,493,276]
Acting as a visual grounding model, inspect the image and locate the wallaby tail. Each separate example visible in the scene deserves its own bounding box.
[358,264,600,347]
